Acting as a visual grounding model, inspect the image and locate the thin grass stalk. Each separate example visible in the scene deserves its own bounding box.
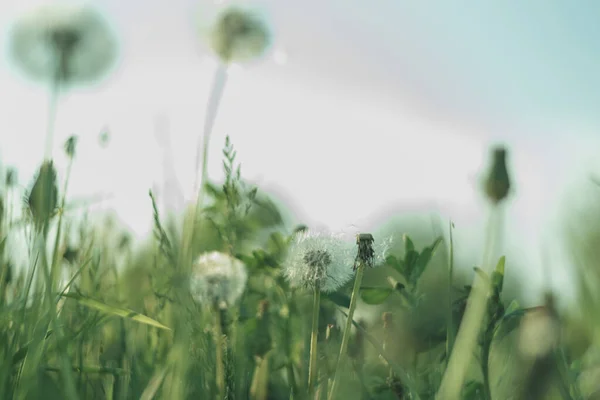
[214,306,226,400]
[50,154,74,292]
[307,280,321,397]
[436,207,502,400]
[446,220,456,361]
[327,262,365,400]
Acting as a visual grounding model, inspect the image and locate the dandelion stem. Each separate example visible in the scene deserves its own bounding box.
[436,207,501,400]
[328,262,365,400]
[215,306,226,400]
[193,63,229,200]
[446,220,456,361]
[45,71,61,162]
[50,155,74,292]
[308,280,321,397]
[180,64,228,273]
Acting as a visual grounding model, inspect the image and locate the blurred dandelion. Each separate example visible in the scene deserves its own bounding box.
[283,229,354,293]
[184,3,273,264]
[518,292,560,360]
[283,228,354,395]
[190,251,248,309]
[207,5,271,65]
[8,2,118,160]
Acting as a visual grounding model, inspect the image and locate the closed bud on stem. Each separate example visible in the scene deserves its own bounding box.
[27,160,58,232]
[484,146,511,204]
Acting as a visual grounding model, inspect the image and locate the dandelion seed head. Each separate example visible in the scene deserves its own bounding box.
[190,251,248,309]
[199,3,272,64]
[9,2,118,85]
[283,230,355,292]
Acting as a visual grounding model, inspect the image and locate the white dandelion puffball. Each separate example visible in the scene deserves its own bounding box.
[199,3,272,64]
[190,251,248,309]
[283,230,355,293]
[9,2,118,84]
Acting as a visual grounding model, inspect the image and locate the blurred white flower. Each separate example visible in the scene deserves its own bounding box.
[518,305,560,359]
[197,2,272,65]
[283,229,355,293]
[190,251,248,309]
[8,2,118,85]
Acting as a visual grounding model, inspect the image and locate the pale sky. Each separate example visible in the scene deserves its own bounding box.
[2,0,600,304]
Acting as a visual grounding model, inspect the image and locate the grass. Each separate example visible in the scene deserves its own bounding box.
[2,4,600,399]
[0,132,596,400]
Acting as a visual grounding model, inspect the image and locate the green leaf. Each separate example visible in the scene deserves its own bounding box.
[409,237,443,285]
[12,345,29,365]
[493,308,526,342]
[386,255,406,276]
[491,256,506,293]
[325,292,351,308]
[403,250,419,278]
[61,293,171,331]
[463,381,485,399]
[403,234,415,254]
[504,299,520,314]
[360,287,393,305]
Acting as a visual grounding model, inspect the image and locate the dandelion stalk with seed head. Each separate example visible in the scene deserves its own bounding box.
[283,230,354,398]
[436,146,511,400]
[184,4,272,269]
[328,233,375,400]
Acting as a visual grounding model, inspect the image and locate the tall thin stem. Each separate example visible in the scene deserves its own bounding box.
[328,263,365,400]
[50,156,74,292]
[44,72,61,162]
[436,207,501,400]
[307,280,321,397]
[446,220,456,360]
[180,64,229,271]
[215,307,226,400]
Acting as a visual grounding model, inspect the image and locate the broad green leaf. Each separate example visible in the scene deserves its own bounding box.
[360,287,393,305]
[61,293,171,331]
[409,237,443,285]
[403,250,419,278]
[386,255,406,276]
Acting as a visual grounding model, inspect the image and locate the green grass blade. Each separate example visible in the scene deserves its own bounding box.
[61,293,171,331]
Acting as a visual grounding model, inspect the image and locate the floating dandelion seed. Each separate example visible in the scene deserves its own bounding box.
[8,2,118,161]
[190,251,248,309]
[283,230,355,292]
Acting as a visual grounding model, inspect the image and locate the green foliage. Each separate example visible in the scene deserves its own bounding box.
[0,113,592,400]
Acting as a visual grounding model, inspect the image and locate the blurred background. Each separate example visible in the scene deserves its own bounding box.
[2,0,600,305]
